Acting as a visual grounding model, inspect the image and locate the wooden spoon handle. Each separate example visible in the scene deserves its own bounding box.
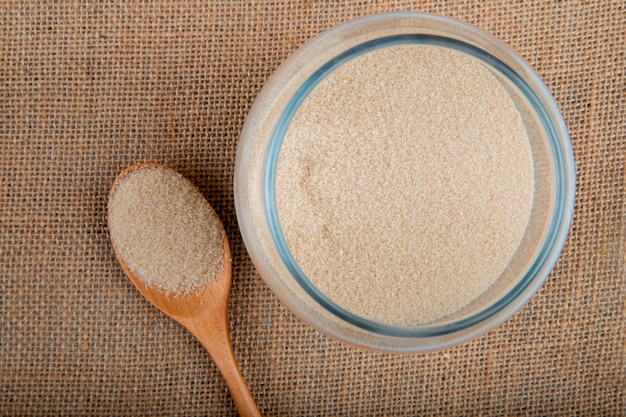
[186,315,262,417]
[201,333,262,417]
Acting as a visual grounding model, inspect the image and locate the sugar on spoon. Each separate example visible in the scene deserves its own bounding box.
[108,163,261,417]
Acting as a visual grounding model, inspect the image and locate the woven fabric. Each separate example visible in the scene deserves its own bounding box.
[1,1,624,415]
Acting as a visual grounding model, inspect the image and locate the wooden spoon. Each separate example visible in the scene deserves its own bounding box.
[108,163,261,417]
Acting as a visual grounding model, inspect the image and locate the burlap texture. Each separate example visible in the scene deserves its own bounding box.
[1,1,624,415]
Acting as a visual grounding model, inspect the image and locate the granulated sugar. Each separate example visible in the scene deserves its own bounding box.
[108,166,226,295]
[275,45,534,325]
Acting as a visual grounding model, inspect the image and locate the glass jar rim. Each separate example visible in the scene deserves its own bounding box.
[263,33,573,337]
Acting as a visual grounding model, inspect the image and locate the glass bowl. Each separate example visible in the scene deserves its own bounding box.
[234,12,575,353]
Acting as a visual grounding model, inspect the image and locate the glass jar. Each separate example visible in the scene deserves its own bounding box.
[234,12,576,353]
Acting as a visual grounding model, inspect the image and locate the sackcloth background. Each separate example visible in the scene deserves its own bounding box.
[1,1,624,415]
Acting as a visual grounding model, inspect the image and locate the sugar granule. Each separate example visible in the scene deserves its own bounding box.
[275,45,534,325]
[109,166,225,295]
